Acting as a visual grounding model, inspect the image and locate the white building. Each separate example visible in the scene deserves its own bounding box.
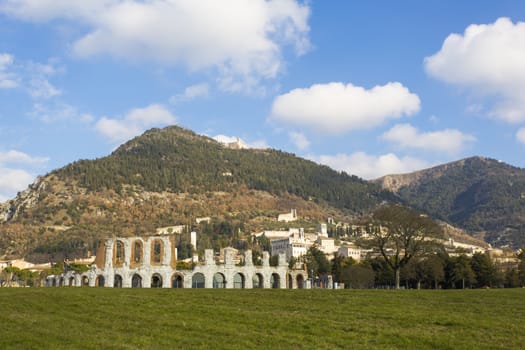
[270,228,307,261]
[337,246,362,262]
[278,209,297,222]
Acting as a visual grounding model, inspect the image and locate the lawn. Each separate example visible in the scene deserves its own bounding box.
[0,288,524,349]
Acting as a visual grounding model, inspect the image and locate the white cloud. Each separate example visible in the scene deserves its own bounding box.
[425,17,525,123]
[517,128,525,145]
[288,131,309,150]
[0,150,48,166]
[382,124,476,154]
[270,82,420,134]
[213,134,267,149]
[1,0,311,93]
[95,104,176,144]
[0,148,48,202]
[314,152,430,180]
[169,83,209,104]
[0,167,35,202]
[30,102,93,123]
[0,53,18,88]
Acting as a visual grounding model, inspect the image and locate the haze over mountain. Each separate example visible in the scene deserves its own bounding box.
[374,157,525,248]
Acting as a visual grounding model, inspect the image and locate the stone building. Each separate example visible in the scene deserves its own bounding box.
[46,234,307,289]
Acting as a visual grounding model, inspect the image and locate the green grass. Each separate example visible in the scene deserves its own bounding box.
[1,288,524,349]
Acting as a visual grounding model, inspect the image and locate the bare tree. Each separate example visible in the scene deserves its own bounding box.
[369,204,442,289]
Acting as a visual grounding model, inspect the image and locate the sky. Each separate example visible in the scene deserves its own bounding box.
[1,0,525,202]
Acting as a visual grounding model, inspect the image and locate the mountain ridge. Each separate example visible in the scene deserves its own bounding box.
[0,126,394,261]
[373,156,525,248]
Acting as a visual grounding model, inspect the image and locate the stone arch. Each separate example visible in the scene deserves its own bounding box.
[171,273,184,288]
[287,273,293,289]
[192,273,205,288]
[213,273,226,288]
[233,273,245,289]
[252,273,263,288]
[151,239,164,265]
[114,240,125,267]
[132,239,143,265]
[52,278,57,287]
[69,276,75,287]
[81,275,89,287]
[132,273,142,288]
[271,273,280,289]
[296,274,304,289]
[114,274,123,288]
[95,275,105,287]
[151,273,163,288]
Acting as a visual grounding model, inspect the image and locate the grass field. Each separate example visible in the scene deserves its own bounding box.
[0,288,524,349]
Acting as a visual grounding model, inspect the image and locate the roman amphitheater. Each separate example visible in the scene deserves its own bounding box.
[46,234,309,289]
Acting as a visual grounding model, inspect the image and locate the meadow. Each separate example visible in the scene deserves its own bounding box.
[0,288,524,349]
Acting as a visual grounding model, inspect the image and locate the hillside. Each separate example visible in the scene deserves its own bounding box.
[0,126,394,261]
[374,157,525,248]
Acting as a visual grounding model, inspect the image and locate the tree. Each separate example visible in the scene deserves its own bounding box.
[304,246,330,280]
[342,263,375,289]
[369,204,442,289]
[470,252,498,288]
[444,254,475,289]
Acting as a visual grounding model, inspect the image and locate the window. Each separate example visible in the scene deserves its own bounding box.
[133,241,143,263]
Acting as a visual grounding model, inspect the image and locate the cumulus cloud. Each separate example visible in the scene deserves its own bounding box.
[382,124,476,154]
[1,0,311,92]
[213,134,268,149]
[0,150,48,166]
[169,83,209,104]
[314,152,430,180]
[0,167,35,202]
[517,128,525,145]
[270,82,420,134]
[289,131,309,150]
[0,149,48,202]
[95,104,176,144]
[425,17,525,123]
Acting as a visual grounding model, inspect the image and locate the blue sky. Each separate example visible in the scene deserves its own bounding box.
[1,0,525,202]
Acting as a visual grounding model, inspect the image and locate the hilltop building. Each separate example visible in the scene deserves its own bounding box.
[278,209,297,222]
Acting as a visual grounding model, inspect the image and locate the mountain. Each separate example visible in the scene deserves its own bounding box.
[374,156,525,248]
[0,126,395,261]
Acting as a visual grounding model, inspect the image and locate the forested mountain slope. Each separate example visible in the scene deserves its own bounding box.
[374,157,525,248]
[0,126,394,261]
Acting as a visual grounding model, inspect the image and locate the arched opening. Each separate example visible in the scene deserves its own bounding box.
[96,275,105,287]
[132,274,142,288]
[252,273,263,288]
[192,273,205,288]
[151,239,163,265]
[151,274,163,288]
[114,274,123,288]
[296,274,304,289]
[233,273,245,289]
[59,277,64,287]
[132,240,143,264]
[213,273,226,288]
[114,240,125,267]
[69,277,75,287]
[172,274,184,288]
[271,273,280,289]
[52,278,57,287]
[287,274,293,289]
[82,276,89,287]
